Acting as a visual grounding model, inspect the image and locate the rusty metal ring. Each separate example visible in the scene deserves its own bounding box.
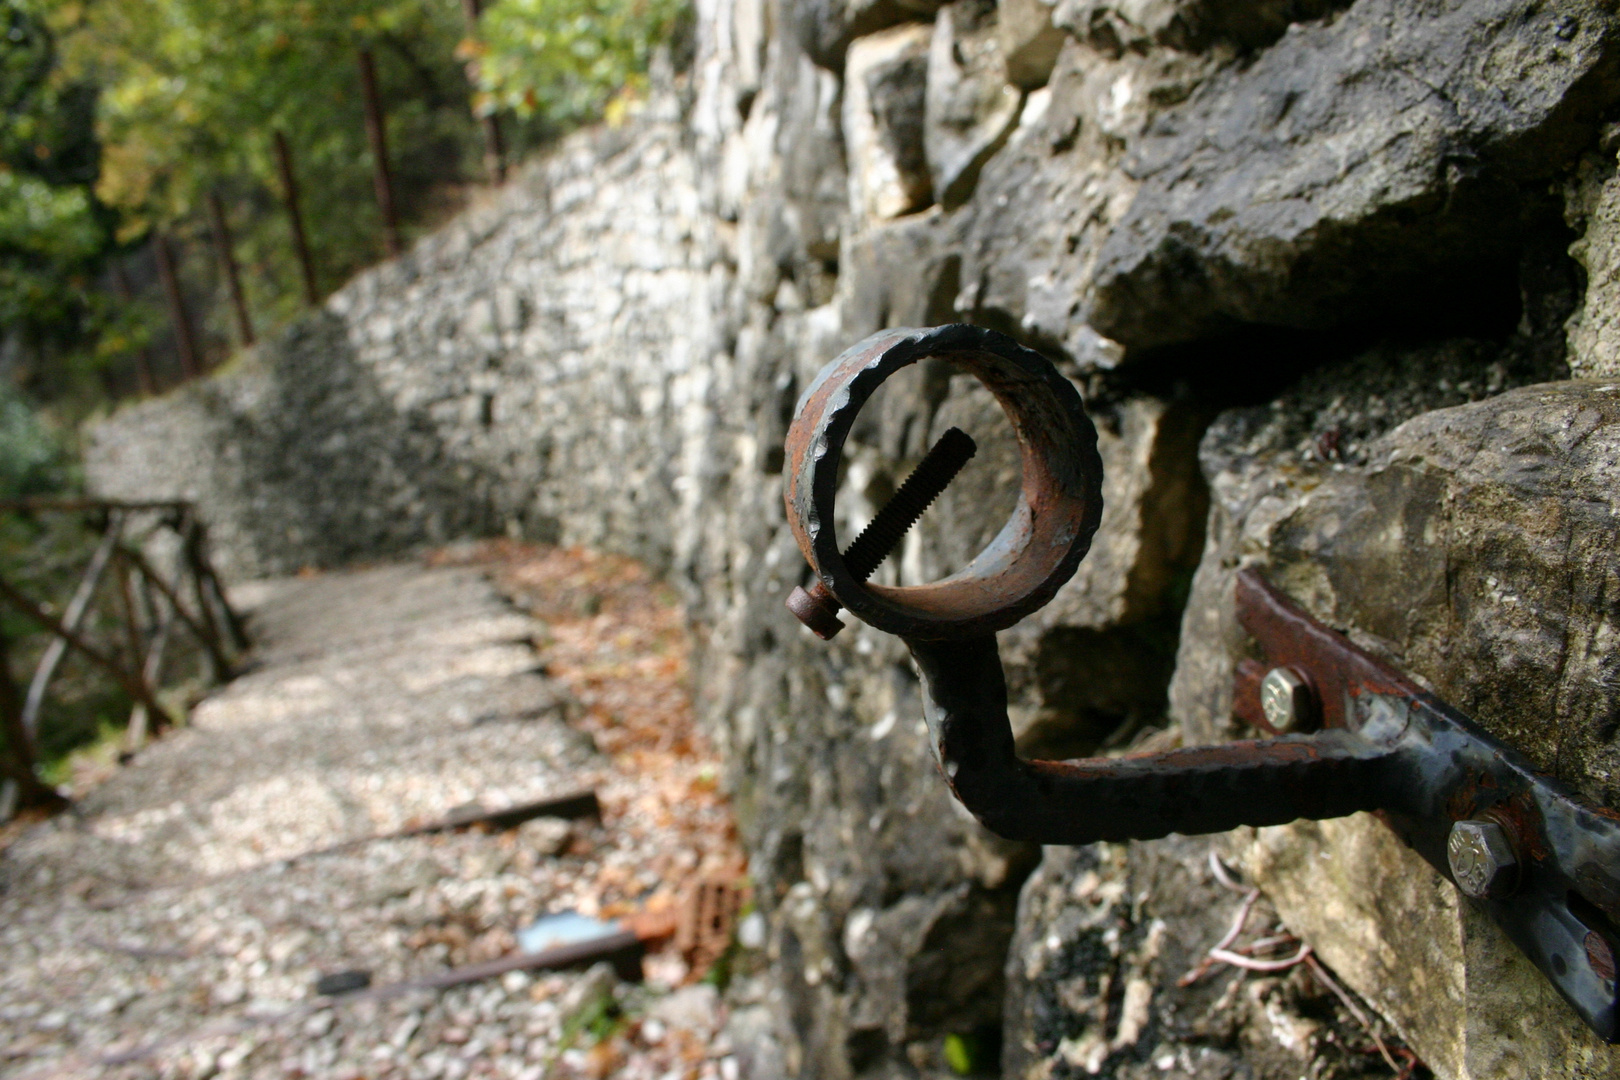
[784,324,1103,640]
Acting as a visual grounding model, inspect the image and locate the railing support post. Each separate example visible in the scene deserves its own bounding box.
[152,231,200,380]
[273,130,321,306]
[357,48,403,256]
[206,190,255,347]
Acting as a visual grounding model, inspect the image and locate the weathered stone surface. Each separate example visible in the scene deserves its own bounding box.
[88,121,722,579]
[836,211,957,337]
[85,313,502,577]
[1170,362,1619,1076]
[1050,0,1348,56]
[791,0,945,71]
[1566,144,1620,377]
[951,40,1214,364]
[1003,834,1415,1080]
[1270,385,1620,804]
[989,395,1207,758]
[844,24,935,224]
[997,0,1063,89]
[1086,0,1620,349]
[925,0,1023,209]
[1049,0,1202,54]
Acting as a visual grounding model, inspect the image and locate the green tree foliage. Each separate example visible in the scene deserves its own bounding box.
[0,381,69,496]
[59,0,484,325]
[1,0,114,407]
[0,0,690,415]
[471,0,690,126]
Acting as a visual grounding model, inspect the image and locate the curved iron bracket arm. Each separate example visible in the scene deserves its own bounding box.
[903,577,1620,1041]
[905,634,1403,846]
[782,325,1620,1041]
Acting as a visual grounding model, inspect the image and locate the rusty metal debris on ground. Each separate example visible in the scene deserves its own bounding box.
[783,324,1620,1043]
[70,922,655,1073]
[57,813,724,1074]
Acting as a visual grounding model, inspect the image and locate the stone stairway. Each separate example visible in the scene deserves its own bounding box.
[0,555,749,1080]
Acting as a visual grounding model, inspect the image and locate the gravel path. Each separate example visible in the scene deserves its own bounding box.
[0,552,750,1080]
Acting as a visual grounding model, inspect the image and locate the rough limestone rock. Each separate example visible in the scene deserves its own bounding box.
[925,0,1023,209]
[88,118,720,579]
[1566,144,1620,377]
[997,0,1064,90]
[1170,369,1620,1077]
[1051,0,1349,56]
[950,39,1213,365]
[1002,836,1417,1080]
[844,24,935,223]
[792,0,944,70]
[1086,0,1620,349]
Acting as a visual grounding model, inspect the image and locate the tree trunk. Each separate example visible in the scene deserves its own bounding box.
[112,264,159,394]
[461,0,506,185]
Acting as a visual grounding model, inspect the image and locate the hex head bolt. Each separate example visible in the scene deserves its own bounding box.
[1260,666,1318,732]
[786,427,978,639]
[1448,819,1520,899]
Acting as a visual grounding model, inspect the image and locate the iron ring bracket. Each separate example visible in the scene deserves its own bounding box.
[784,326,1620,1040]
[784,324,1103,640]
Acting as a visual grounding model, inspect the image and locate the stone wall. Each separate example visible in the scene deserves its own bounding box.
[87,1,1620,1077]
[87,111,724,581]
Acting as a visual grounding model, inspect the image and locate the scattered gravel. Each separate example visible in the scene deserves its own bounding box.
[0,548,747,1079]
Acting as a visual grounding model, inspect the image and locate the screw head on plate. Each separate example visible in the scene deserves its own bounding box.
[1447,820,1519,899]
[1259,667,1315,732]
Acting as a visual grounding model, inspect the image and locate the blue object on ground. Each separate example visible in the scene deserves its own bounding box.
[517,910,624,954]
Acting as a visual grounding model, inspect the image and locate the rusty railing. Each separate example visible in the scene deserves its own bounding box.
[0,498,246,818]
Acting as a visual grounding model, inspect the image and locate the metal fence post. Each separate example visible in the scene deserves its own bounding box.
[357,48,403,256]
[206,190,255,347]
[273,130,321,306]
[152,231,200,380]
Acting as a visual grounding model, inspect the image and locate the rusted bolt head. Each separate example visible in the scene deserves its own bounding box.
[1447,819,1519,899]
[1259,667,1316,732]
[786,583,845,640]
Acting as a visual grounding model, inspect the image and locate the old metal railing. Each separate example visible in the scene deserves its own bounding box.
[0,498,246,818]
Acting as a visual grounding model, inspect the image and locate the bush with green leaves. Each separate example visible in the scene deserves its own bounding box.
[471,0,690,127]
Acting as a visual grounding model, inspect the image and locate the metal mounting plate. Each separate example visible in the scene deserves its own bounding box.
[1234,569,1620,1041]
